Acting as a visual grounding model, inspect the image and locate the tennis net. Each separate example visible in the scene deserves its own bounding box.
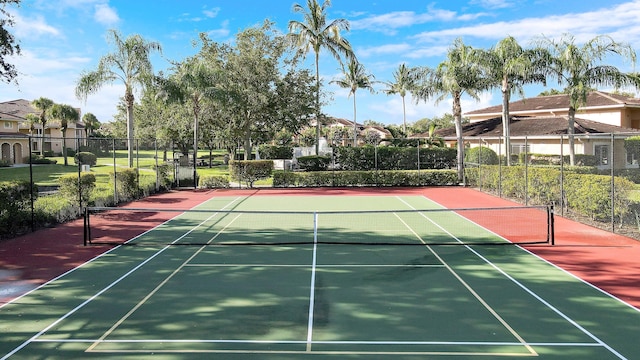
[83,205,554,247]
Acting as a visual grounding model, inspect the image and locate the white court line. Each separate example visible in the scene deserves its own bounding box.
[398,196,626,360]
[305,212,319,352]
[0,196,245,360]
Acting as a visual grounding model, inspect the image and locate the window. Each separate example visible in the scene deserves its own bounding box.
[594,144,609,166]
[511,144,530,154]
[3,121,13,129]
[627,149,638,166]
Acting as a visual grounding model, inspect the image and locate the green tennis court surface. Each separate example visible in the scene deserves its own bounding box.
[1,195,639,359]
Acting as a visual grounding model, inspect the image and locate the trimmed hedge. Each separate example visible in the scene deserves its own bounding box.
[200,175,230,189]
[273,169,458,187]
[111,168,139,202]
[74,152,97,166]
[297,155,331,171]
[334,146,456,171]
[229,160,274,188]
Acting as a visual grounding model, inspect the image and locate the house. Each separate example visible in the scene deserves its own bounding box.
[323,117,392,146]
[0,99,85,164]
[465,91,640,127]
[426,91,640,169]
[433,115,640,168]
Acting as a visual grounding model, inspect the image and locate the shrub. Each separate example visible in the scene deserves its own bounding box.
[0,180,38,238]
[334,146,456,171]
[229,160,273,188]
[465,147,499,165]
[25,155,57,164]
[58,172,96,208]
[297,155,331,171]
[0,159,11,167]
[75,151,97,166]
[111,168,139,202]
[200,175,230,189]
[153,162,174,190]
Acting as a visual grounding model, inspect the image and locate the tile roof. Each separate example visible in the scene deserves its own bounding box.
[0,99,37,121]
[432,116,640,138]
[465,91,640,116]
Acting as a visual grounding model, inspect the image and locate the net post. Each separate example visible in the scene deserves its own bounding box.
[548,204,555,245]
[83,207,88,246]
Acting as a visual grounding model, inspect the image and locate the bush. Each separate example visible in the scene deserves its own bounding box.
[75,151,97,166]
[25,154,57,164]
[0,180,38,238]
[297,155,331,171]
[111,168,139,201]
[229,160,273,188]
[200,175,230,189]
[465,147,499,165]
[58,172,96,208]
[153,162,174,190]
[258,145,293,159]
[0,159,11,167]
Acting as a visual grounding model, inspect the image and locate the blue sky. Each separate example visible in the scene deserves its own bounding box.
[2,0,640,126]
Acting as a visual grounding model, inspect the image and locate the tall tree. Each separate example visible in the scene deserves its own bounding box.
[156,55,221,184]
[330,58,376,146]
[31,97,54,155]
[288,0,354,154]
[383,63,415,136]
[412,38,490,182]
[536,34,639,165]
[0,0,20,84]
[75,29,162,168]
[477,36,547,165]
[49,103,79,166]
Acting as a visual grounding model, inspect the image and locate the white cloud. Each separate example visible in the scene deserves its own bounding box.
[350,5,489,35]
[412,1,640,45]
[12,12,61,39]
[94,3,120,26]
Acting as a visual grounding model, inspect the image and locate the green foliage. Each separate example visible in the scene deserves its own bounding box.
[0,181,37,238]
[111,168,139,201]
[199,175,230,189]
[25,155,57,164]
[0,159,11,167]
[153,163,174,190]
[229,160,273,188]
[58,172,96,208]
[465,147,499,165]
[297,155,331,171]
[74,152,97,166]
[273,170,458,187]
[258,145,293,159]
[334,146,456,171]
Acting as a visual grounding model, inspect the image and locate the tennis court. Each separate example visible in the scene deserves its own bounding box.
[1,192,639,359]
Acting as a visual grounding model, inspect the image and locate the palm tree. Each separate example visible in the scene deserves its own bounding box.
[75,29,162,168]
[156,56,221,186]
[412,38,490,182]
[82,112,100,137]
[330,58,376,146]
[31,97,54,155]
[477,36,547,165]
[288,0,354,154]
[383,63,415,136]
[535,34,639,165]
[49,103,79,166]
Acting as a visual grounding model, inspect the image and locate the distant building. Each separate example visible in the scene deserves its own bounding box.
[0,99,85,164]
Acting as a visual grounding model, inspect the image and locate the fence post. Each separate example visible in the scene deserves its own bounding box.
[113,138,118,204]
[611,133,615,233]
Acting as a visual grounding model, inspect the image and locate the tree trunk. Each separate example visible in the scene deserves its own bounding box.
[315,52,321,155]
[125,91,135,168]
[502,78,511,166]
[352,92,357,147]
[453,91,464,183]
[568,106,576,166]
[62,129,67,166]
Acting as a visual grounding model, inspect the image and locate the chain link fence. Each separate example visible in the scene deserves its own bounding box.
[461,133,640,239]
